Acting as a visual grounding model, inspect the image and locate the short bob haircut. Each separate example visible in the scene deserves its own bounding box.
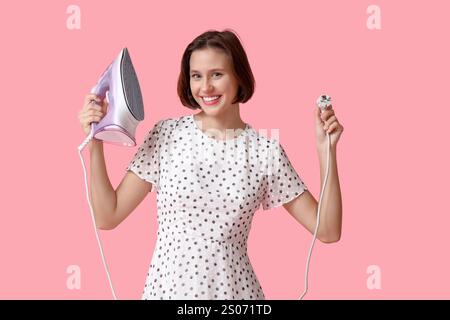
[177,29,255,110]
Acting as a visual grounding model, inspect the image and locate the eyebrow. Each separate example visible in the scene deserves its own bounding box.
[190,68,225,73]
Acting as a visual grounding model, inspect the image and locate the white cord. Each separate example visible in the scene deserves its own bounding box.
[299,131,331,300]
[78,123,118,300]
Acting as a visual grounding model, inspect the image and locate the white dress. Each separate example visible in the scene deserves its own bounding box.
[126,114,308,300]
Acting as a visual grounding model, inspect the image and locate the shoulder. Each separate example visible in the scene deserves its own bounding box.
[149,114,190,132]
[162,114,192,129]
[144,115,192,142]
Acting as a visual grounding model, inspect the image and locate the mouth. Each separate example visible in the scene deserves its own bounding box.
[201,95,222,106]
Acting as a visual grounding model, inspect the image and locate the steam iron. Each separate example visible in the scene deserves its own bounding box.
[90,47,144,146]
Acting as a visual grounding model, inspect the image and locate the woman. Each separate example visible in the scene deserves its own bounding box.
[78,29,344,300]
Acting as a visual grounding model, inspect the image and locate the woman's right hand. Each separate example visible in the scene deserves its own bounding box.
[78,93,108,136]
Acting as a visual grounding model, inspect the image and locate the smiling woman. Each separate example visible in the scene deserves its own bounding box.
[94,28,342,301]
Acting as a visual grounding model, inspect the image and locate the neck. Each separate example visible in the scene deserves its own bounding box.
[195,106,245,132]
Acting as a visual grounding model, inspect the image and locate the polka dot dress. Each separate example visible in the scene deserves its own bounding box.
[126,114,308,300]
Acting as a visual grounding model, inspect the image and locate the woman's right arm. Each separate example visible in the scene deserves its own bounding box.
[79,94,152,230]
[89,139,118,229]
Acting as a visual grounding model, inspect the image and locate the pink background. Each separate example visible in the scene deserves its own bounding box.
[0,0,449,299]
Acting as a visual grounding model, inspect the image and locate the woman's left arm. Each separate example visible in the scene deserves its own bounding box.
[283,106,344,243]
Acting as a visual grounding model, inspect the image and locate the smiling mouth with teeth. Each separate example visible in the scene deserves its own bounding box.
[202,95,221,101]
[201,95,222,104]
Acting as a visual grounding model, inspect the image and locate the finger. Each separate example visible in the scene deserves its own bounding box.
[80,106,101,118]
[81,104,102,116]
[79,114,90,128]
[79,111,103,125]
[87,109,104,117]
[89,104,102,111]
[323,115,338,128]
[315,107,324,125]
[320,109,335,122]
[326,122,339,134]
[84,94,101,106]
[79,113,94,124]
[82,101,100,113]
[86,115,102,125]
[92,115,102,122]
[92,111,104,118]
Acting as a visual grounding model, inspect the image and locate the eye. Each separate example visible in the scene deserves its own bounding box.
[190,73,222,79]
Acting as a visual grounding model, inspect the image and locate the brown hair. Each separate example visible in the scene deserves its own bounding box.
[177,29,255,110]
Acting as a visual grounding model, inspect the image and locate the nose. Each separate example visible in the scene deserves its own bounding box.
[201,78,214,92]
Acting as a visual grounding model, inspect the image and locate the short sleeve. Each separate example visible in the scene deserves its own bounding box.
[126,119,165,192]
[261,140,308,210]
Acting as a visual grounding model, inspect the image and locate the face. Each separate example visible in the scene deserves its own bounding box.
[189,48,240,116]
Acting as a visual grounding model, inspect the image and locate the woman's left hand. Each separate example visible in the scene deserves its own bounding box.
[315,105,344,150]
